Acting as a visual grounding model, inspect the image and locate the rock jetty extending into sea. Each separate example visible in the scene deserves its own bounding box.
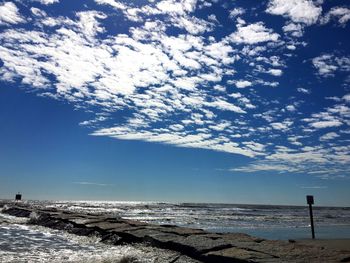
[1,202,350,263]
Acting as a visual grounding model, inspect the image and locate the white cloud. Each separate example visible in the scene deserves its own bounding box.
[257,80,279,87]
[266,0,322,25]
[312,54,350,77]
[229,8,245,19]
[300,186,328,189]
[228,22,279,44]
[76,11,107,38]
[232,145,350,176]
[31,7,47,17]
[267,68,283,76]
[213,84,226,92]
[321,7,350,26]
[235,80,252,88]
[0,2,25,25]
[156,0,197,15]
[92,127,259,158]
[169,124,184,131]
[320,132,339,141]
[1,0,349,175]
[231,163,295,173]
[207,99,246,113]
[229,92,242,99]
[297,87,311,94]
[312,54,337,77]
[73,181,113,187]
[286,105,296,112]
[310,120,343,129]
[170,15,214,35]
[343,94,350,103]
[288,136,303,146]
[36,0,59,4]
[207,14,218,23]
[209,121,231,131]
[282,22,304,37]
[94,0,127,10]
[0,5,267,159]
[271,121,293,130]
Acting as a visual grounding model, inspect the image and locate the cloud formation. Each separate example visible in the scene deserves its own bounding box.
[321,7,350,26]
[0,0,349,179]
[0,2,25,25]
[312,54,350,77]
[266,0,322,25]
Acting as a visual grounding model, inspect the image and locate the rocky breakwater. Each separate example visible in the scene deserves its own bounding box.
[2,204,350,263]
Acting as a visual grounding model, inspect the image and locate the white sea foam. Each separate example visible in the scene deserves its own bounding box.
[0,222,160,263]
[0,211,29,225]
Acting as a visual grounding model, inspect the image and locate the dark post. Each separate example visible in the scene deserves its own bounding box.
[306,195,315,239]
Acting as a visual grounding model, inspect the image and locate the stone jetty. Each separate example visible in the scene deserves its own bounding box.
[1,203,350,263]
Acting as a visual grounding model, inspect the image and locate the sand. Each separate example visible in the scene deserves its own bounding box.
[296,238,350,251]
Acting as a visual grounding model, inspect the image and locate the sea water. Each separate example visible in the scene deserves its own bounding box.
[1,200,350,262]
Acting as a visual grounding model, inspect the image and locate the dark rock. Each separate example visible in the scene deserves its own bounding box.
[2,207,31,217]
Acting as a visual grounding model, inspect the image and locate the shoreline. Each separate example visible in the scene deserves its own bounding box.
[1,202,350,262]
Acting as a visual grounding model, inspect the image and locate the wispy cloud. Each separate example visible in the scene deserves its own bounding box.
[72,182,114,187]
[300,186,328,189]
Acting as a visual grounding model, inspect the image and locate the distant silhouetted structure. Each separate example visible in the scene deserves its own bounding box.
[15,192,22,201]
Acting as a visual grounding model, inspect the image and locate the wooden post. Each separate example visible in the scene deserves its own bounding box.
[306,195,315,239]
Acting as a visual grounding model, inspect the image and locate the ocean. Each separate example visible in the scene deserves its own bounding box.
[1,200,350,262]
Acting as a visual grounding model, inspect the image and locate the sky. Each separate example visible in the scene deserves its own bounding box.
[0,0,350,206]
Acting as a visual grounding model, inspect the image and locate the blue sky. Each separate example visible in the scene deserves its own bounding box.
[0,0,350,206]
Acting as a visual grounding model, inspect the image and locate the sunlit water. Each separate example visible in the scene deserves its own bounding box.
[1,200,350,262]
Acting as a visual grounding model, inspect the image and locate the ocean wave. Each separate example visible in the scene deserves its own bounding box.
[0,223,158,263]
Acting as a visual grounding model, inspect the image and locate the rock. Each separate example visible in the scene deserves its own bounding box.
[180,235,232,254]
[2,206,31,217]
[159,225,205,236]
[204,247,280,263]
[86,221,133,231]
[144,232,231,259]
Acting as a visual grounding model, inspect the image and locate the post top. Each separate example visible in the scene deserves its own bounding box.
[306,195,314,205]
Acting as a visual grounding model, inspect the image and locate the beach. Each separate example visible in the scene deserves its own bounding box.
[295,239,350,251]
[1,200,350,262]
